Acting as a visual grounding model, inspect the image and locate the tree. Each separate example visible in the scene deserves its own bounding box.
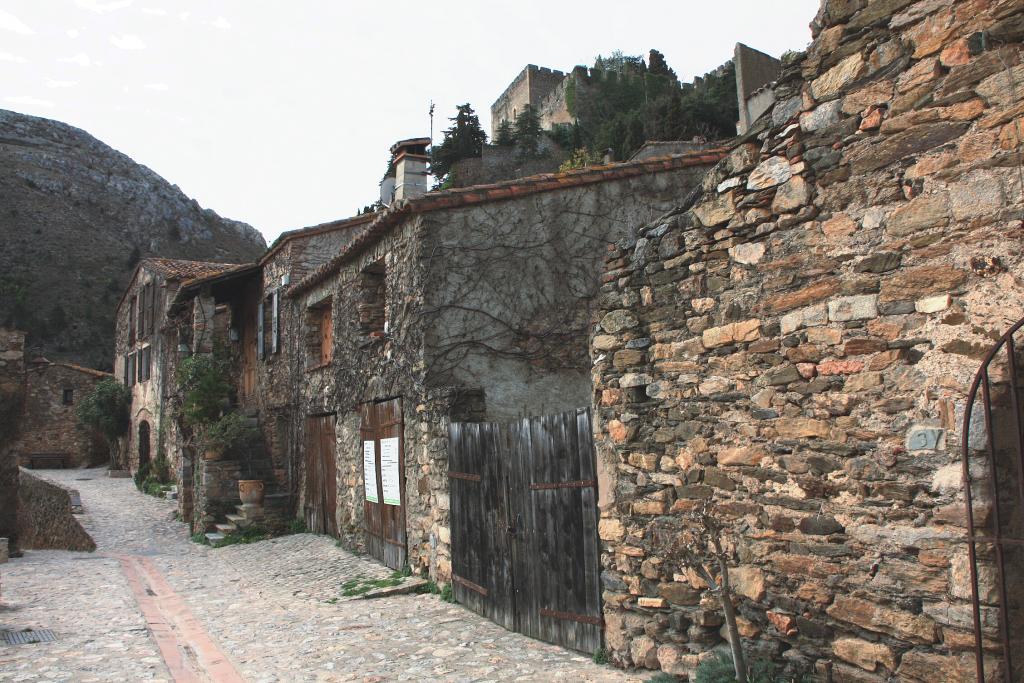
[513,105,544,159]
[76,378,131,467]
[494,119,515,146]
[431,103,488,183]
[662,500,749,683]
[648,48,677,82]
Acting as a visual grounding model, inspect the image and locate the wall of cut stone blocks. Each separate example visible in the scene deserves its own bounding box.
[590,0,1024,679]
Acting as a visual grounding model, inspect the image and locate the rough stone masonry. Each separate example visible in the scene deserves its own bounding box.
[590,0,1024,680]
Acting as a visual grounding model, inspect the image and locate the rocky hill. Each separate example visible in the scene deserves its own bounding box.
[0,109,267,370]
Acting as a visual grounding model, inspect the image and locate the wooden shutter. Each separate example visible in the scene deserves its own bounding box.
[257,297,265,360]
[271,290,280,354]
[320,306,333,365]
[147,283,156,336]
[136,287,145,339]
[129,296,136,345]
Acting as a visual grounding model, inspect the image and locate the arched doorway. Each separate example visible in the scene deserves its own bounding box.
[138,421,151,469]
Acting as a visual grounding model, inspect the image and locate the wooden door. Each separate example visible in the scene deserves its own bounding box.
[448,408,602,654]
[360,398,407,570]
[448,421,516,631]
[304,414,338,536]
[238,289,258,401]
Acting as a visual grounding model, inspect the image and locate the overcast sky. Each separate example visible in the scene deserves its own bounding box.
[2,1,819,242]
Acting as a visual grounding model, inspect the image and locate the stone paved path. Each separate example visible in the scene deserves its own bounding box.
[0,469,640,682]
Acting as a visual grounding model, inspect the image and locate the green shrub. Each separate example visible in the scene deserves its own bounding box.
[175,354,232,427]
[200,411,258,453]
[694,653,791,683]
[695,653,741,683]
[645,674,679,683]
[287,519,308,534]
[440,583,454,603]
[77,378,130,458]
[592,647,609,665]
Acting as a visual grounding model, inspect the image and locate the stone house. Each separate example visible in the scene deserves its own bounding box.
[285,150,721,576]
[159,215,373,530]
[588,0,1024,679]
[13,357,110,468]
[114,258,251,475]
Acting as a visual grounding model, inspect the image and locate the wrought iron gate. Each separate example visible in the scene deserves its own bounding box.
[448,407,602,654]
[961,316,1024,683]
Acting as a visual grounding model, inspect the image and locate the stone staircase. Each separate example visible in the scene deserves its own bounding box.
[202,410,290,545]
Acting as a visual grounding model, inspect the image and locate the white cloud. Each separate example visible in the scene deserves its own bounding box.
[141,7,167,15]
[110,34,146,50]
[75,0,134,13]
[61,52,94,67]
[0,9,34,35]
[178,11,190,21]
[67,28,81,38]
[144,82,169,91]
[0,52,27,63]
[207,16,231,30]
[6,95,55,108]
[46,80,78,88]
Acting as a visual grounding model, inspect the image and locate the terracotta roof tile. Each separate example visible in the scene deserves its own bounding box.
[53,362,113,379]
[142,258,246,281]
[288,149,725,298]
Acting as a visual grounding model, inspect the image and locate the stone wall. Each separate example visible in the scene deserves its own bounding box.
[0,329,25,551]
[16,469,95,551]
[449,144,566,188]
[590,0,1023,680]
[14,362,108,468]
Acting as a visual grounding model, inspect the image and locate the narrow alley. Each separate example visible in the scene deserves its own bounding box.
[0,469,637,682]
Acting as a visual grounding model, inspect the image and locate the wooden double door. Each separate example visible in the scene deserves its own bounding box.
[360,398,407,570]
[304,414,338,536]
[448,408,602,654]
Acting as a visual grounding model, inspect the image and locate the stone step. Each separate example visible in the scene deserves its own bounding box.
[361,578,429,600]
[214,522,237,534]
[204,532,225,544]
[225,514,247,526]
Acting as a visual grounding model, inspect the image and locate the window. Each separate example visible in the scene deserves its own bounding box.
[126,353,136,387]
[305,298,333,369]
[123,355,130,386]
[62,388,74,405]
[359,259,387,338]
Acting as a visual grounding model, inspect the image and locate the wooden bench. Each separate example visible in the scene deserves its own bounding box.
[27,452,69,469]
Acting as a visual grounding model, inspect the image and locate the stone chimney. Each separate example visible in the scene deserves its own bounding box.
[390,137,431,202]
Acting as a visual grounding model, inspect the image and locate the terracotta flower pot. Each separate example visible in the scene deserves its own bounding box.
[238,479,265,506]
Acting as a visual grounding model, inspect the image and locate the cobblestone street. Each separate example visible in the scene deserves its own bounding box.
[0,469,639,682]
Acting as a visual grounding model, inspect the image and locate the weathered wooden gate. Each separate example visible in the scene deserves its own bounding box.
[360,398,407,570]
[962,316,1024,683]
[448,407,602,654]
[304,414,338,536]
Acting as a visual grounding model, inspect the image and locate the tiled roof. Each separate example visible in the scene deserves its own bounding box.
[53,362,113,379]
[288,150,725,297]
[28,358,112,379]
[259,213,377,266]
[142,258,249,281]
